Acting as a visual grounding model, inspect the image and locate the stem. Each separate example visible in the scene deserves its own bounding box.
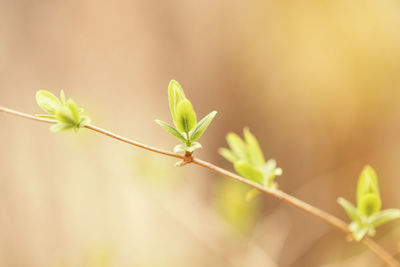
[1,106,399,267]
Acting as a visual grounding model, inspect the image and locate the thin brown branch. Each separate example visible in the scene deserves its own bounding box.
[1,105,399,267]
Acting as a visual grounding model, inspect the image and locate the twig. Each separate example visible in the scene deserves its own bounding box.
[1,106,399,267]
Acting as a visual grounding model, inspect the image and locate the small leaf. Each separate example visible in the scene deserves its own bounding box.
[243,128,265,167]
[189,111,217,142]
[168,80,187,126]
[264,159,282,187]
[36,90,61,115]
[155,119,186,143]
[175,99,197,133]
[50,123,76,132]
[67,99,81,123]
[358,193,381,216]
[226,133,248,162]
[55,106,76,124]
[369,209,400,227]
[337,197,361,222]
[60,90,66,104]
[219,148,238,163]
[234,160,264,184]
[357,165,380,206]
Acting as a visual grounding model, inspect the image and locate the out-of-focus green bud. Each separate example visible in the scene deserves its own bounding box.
[220,128,282,194]
[35,89,91,132]
[357,165,380,206]
[337,165,400,241]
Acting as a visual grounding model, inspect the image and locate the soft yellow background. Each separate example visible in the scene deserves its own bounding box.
[1,0,400,266]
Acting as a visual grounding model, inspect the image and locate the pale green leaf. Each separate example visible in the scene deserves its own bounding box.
[168,80,187,126]
[337,197,361,222]
[55,106,76,124]
[357,165,380,205]
[67,99,80,123]
[369,209,400,227]
[264,159,282,187]
[60,90,66,104]
[219,148,238,163]
[234,160,264,184]
[358,193,381,217]
[189,111,217,142]
[243,128,265,167]
[36,90,61,115]
[175,99,197,132]
[226,133,248,162]
[155,119,186,142]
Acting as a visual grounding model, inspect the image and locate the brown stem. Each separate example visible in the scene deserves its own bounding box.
[1,106,398,267]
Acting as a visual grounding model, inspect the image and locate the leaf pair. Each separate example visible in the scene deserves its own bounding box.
[155,80,217,153]
[337,166,400,241]
[36,90,91,132]
[219,128,282,200]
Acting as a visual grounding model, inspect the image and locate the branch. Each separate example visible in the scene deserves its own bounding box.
[1,106,399,267]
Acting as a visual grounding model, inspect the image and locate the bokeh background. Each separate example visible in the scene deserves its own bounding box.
[1,0,400,266]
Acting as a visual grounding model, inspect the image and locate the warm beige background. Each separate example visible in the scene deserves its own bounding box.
[1,0,400,266]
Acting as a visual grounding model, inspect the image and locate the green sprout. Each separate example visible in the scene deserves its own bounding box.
[338,165,400,241]
[219,128,282,201]
[155,80,217,154]
[36,90,91,132]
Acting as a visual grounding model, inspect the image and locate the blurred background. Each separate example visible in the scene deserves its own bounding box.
[1,0,400,266]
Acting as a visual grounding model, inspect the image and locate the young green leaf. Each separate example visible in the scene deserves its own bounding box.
[67,99,81,124]
[357,165,380,205]
[175,99,197,133]
[155,120,187,143]
[234,160,264,184]
[264,159,282,187]
[218,148,238,163]
[60,90,66,104]
[168,80,187,126]
[55,106,77,124]
[369,209,400,227]
[337,197,361,223]
[243,128,265,167]
[36,90,61,115]
[189,111,217,142]
[226,133,248,162]
[358,193,382,217]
